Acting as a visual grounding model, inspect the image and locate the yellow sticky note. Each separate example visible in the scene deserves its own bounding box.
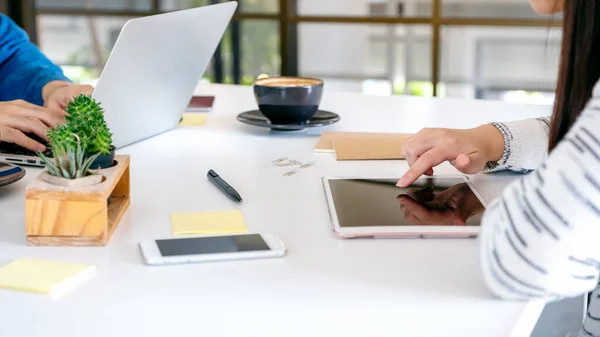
[0,258,96,299]
[171,210,248,235]
[179,113,207,126]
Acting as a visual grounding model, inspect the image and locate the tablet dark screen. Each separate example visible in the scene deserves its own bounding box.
[327,177,486,227]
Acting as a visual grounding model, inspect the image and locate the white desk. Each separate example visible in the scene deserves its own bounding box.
[0,84,558,337]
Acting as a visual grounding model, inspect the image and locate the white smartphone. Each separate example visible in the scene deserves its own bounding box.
[139,233,286,266]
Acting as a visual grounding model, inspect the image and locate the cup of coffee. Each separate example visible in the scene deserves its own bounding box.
[253,76,324,125]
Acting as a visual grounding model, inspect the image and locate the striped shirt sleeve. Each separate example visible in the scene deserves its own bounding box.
[479,84,600,302]
[484,117,551,173]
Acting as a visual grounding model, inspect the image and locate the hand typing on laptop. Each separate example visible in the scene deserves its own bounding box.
[42,81,94,113]
[0,14,93,155]
[0,81,93,153]
[0,3,236,166]
[0,100,64,152]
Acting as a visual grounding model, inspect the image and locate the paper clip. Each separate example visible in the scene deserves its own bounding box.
[283,168,300,176]
[289,160,303,166]
[299,161,315,169]
[272,157,288,165]
[283,161,315,176]
[273,161,296,167]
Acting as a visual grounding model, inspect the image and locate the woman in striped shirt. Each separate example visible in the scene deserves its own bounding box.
[397,1,600,336]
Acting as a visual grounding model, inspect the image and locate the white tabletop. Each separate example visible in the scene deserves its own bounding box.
[0,84,553,337]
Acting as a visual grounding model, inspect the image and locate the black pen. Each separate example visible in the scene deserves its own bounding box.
[207,169,243,203]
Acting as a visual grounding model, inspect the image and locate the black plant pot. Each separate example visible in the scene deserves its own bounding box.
[87,146,116,170]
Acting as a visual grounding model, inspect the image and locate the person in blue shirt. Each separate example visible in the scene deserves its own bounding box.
[0,14,93,152]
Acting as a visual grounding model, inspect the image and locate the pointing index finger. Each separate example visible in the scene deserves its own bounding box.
[397,147,450,187]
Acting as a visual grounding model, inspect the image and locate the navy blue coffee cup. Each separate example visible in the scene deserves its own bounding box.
[253,76,324,125]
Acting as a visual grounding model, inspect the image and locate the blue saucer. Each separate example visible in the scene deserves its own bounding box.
[0,162,25,187]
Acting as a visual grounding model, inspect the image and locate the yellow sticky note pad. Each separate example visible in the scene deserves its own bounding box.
[171,210,248,235]
[179,113,208,126]
[0,258,96,299]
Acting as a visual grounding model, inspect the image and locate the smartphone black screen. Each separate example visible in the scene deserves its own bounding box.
[156,234,270,257]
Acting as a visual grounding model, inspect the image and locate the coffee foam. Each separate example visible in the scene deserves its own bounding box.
[255,77,321,87]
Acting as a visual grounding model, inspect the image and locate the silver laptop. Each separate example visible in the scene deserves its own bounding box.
[0,2,237,167]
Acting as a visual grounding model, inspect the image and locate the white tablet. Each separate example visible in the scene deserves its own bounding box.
[322,175,488,239]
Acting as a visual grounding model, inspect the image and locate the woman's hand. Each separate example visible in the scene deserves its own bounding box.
[397,125,505,187]
[42,80,94,112]
[0,99,66,151]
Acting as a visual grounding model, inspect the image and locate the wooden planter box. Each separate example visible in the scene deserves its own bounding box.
[25,155,131,246]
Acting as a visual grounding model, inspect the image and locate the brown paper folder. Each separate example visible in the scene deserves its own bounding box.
[314,132,412,160]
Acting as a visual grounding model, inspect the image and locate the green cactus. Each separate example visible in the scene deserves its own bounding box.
[63,94,113,155]
[36,93,113,179]
[37,132,100,179]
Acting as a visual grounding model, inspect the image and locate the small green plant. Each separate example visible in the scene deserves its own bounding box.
[62,94,113,155]
[36,93,113,179]
[37,133,100,179]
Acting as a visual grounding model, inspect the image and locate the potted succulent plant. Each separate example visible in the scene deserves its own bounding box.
[24,94,130,246]
[62,94,115,169]
[37,131,102,187]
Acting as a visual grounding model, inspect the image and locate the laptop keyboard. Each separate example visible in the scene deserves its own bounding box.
[0,133,53,158]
